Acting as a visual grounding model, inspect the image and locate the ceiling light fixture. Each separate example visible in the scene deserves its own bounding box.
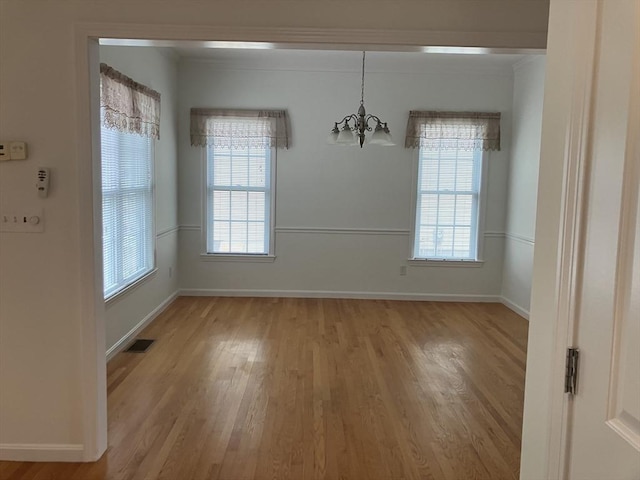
[327,51,394,148]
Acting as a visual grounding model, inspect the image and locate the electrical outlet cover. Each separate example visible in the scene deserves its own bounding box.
[9,142,27,160]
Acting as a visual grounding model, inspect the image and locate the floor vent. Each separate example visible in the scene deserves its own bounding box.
[125,339,155,353]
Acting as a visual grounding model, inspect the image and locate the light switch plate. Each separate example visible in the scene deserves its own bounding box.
[0,209,44,233]
[0,142,10,161]
[9,142,27,160]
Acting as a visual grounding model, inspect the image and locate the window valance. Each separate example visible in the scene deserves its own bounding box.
[100,63,161,140]
[190,109,290,149]
[405,111,501,151]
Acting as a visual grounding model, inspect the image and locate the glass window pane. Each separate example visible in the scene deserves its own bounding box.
[438,158,456,191]
[413,135,481,260]
[230,191,248,221]
[456,159,474,191]
[231,152,249,186]
[437,194,456,225]
[230,222,247,252]
[420,154,439,191]
[417,225,436,258]
[455,195,473,226]
[248,192,265,222]
[213,191,231,221]
[248,156,266,187]
[213,221,230,253]
[213,154,231,186]
[247,222,265,253]
[420,194,439,225]
[453,227,472,258]
[206,119,273,255]
[436,226,454,258]
[100,114,154,298]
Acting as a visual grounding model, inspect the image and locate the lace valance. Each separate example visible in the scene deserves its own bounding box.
[405,111,501,151]
[100,63,161,140]
[190,109,290,149]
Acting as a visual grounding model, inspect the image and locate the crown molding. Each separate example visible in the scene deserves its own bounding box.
[86,23,547,51]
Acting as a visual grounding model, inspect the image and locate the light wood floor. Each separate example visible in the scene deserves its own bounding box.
[0,297,528,480]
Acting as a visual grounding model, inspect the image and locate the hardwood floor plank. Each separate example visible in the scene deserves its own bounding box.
[0,298,528,480]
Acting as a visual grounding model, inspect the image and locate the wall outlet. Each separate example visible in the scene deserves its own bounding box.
[400,265,407,276]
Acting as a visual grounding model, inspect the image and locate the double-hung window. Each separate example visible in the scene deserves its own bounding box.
[99,63,160,299]
[406,111,501,262]
[101,120,154,298]
[414,144,483,260]
[190,108,289,258]
[205,127,274,255]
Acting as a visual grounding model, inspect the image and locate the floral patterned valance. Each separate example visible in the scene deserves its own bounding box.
[100,63,161,140]
[190,109,290,149]
[405,111,501,151]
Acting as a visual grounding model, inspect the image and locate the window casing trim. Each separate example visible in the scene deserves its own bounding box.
[105,267,158,304]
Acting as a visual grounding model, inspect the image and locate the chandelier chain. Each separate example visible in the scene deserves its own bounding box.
[360,51,365,105]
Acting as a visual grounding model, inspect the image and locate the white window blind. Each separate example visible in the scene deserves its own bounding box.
[101,113,154,298]
[206,120,273,254]
[414,140,482,260]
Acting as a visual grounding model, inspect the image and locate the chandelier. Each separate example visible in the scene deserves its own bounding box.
[327,51,394,148]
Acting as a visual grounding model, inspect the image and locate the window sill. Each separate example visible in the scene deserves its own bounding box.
[105,268,158,305]
[408,259,484,268]
[200,254,276,263]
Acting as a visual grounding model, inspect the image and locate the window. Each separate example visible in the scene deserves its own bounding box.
[413,142,483,260]
[205,119,274,255]
[191,108,288,257]
[405,111,500,262]
[101,119,154,298]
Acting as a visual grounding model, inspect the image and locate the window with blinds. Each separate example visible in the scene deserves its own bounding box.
[101,117,154,299]
[413,142,483,260]
[205,131,273,255]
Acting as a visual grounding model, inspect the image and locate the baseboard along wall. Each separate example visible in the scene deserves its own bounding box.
[500,295,530,320]
[179,288,503,303]
[0,443,84,463]
[106,290,179,361]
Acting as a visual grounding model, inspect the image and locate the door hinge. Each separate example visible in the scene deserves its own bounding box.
[565,347,580,395]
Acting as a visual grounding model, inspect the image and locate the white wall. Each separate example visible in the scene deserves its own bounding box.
[501,56,546,318]
[0,0,549,462]
[98,46,180,354]
[177,53,513,298]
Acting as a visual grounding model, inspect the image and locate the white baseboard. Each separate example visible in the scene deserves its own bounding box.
[180,288,501,303]
[106,290,179,361]
[500,296,530,320]
[0,443,84,462]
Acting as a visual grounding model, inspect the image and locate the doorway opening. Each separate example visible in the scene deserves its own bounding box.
[90,37,546,477]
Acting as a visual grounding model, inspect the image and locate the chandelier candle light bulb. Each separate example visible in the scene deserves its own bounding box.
[327,51,394,148]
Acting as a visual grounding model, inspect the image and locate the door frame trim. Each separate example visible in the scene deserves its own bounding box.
[74,22,546,463]
[543,0,600,477]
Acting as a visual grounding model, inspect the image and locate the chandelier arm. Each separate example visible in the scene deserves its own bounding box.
[334,114,358,126]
